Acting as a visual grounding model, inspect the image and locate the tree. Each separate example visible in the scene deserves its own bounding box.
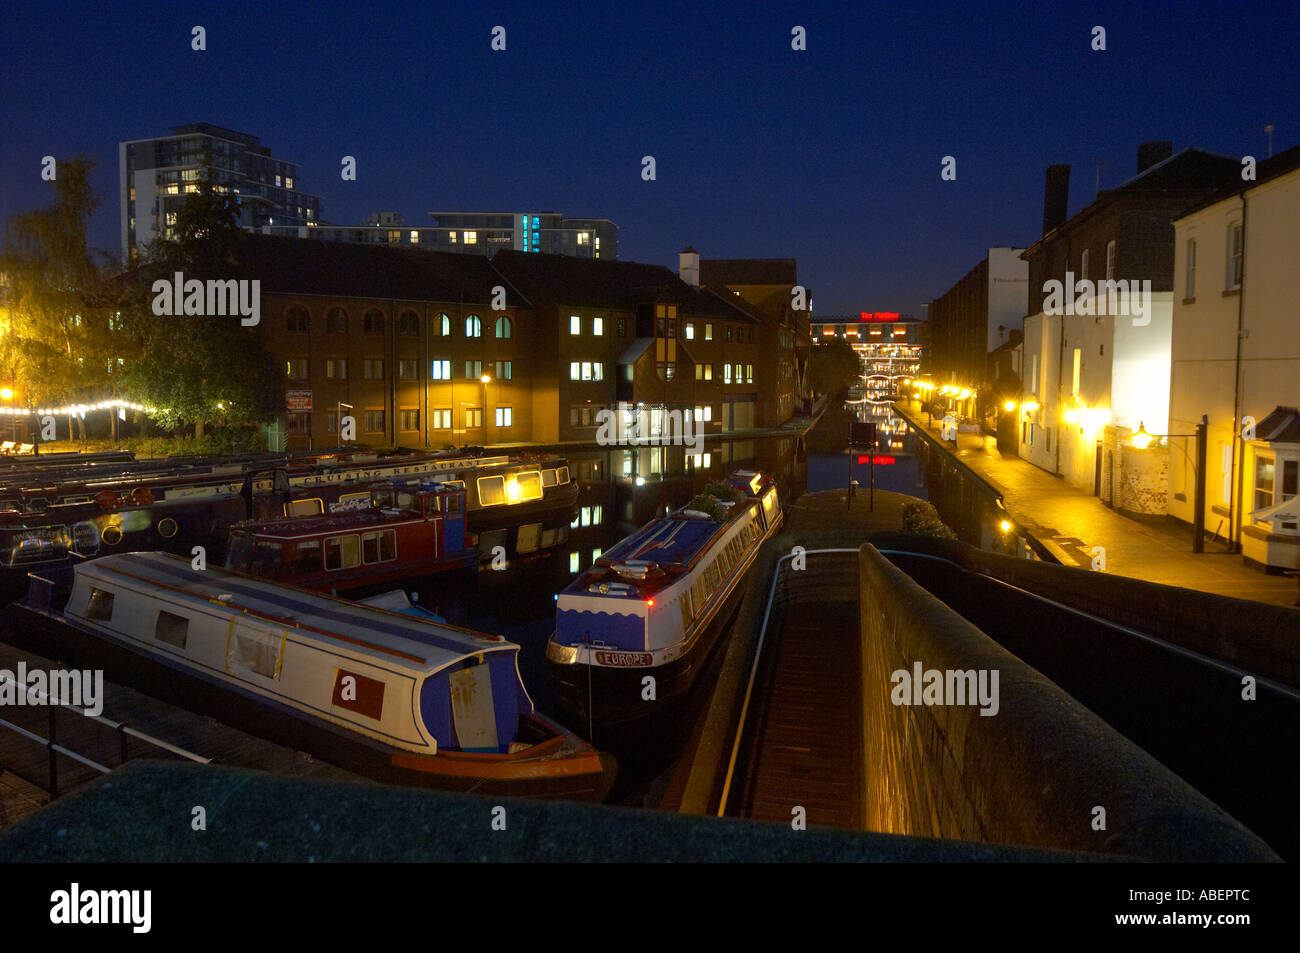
[120,181,282,438]
[0,157,116,437]
[808,338,861,399]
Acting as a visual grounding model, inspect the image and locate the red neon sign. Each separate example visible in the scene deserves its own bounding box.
[859,311,900,322]
[856,455,897,465]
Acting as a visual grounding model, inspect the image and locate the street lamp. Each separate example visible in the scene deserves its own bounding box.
[1130,416,1209,552]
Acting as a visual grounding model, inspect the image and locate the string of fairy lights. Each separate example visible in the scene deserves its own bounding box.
[0,399,158,417]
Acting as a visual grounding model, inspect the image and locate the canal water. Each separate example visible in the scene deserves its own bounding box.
[409,401,1035,801]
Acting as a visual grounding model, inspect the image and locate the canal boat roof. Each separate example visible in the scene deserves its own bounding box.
[232,506,431,540]
[596,511,741,573]
[70,551,508,671]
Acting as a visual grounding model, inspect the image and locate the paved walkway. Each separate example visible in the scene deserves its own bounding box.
[895,401,1299,608]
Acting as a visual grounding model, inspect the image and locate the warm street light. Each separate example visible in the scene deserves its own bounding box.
[0,388,12,400]
[1131,417,1210,552]
[1131,421,1155,450]
[1003,400,1016,412]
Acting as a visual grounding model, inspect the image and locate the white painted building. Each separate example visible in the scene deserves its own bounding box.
[1168,146,1300,569]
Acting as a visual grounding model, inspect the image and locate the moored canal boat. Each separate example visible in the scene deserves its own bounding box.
[10,552,616,800]
[225,481,477,594]
[546,471,782,735]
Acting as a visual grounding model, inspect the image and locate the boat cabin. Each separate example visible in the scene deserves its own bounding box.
[226,481,473,592]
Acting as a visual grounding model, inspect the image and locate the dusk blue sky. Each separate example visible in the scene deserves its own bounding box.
[3,0,1296,316]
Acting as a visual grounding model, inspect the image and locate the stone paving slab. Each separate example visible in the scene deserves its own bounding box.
[896,401,1297,608]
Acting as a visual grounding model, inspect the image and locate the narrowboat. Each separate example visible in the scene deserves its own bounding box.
[10,552,616,800]
[225,481,477,594]
[546,470,782,734]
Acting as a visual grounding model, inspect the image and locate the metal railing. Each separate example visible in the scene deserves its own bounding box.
[716,547,861,817]
[0,671,210,800]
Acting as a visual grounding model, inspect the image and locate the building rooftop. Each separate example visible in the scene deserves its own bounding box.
[235,234,531,306]
[700,258,798,286]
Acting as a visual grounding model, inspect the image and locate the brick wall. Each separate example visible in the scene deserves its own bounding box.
[858,543,1278,860]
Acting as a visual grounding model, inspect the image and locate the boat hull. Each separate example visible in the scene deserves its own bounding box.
[8,602,616,802]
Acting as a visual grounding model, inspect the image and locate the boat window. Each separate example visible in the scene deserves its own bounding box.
[292,539,322,574]
[228,533,253,571]
[338,492,371,510]
[478,475,506,506]
[155,610,189,649]
[515,470,544,502]
[226,622,284,681]
[285,498,324,517]
[395,491,416,509]
[362,530,396,564]
[85,586,114,621]
[557,467,570,484]
[371,488,394,508]
[252,540,284,577]
[680,592,693,628]
[325,534,361,570]
[542,469,557,487]
[444,493,462,515]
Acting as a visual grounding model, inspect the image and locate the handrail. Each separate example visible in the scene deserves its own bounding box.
[716,547,861,817]
[0,669,211,799]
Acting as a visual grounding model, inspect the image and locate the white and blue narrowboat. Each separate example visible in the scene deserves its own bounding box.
[11,552,616,800]
[546,471,782,733]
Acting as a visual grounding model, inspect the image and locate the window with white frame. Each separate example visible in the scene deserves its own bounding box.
[1226,222,1243,289]
[570,315,581,335]
[431,359,451,380]
[495,406,512,428]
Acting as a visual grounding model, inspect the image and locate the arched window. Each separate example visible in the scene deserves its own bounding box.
[437,313,450,336]
[364,309,384,334]
[465,314,481,338]
[398,310,419,335]
[495,315,513,339]
[286,304,310,333]
[326,307,348,333]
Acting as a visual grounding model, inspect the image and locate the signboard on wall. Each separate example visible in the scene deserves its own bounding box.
[859,312,900,322]
[286,390,312,412]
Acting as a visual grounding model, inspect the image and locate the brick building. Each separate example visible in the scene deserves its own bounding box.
[246,236,801,450]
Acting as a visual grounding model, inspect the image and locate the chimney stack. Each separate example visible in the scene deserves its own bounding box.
[1137,140,1173,175]
[679,246,700,287]
[1042,165,1071,235]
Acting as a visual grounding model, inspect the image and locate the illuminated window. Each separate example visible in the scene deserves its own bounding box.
[465,407,483,428]
[449,231,457,243]
[326,358,348,380]
[704,323,713,341]
[685,323,695,340]
[724,364,732,384]
[410,230,419,243]
[593,317,604,336]
[431,359,450,380]
[495,407,513,427]
[569,362,580,381]
[495,315,513,338]
[431,409,452,429]
[286,177,294,189]
[577,232,590,245]
[465,314,481,337]
[464,231,477,244]
[569,551,580,573]
[570,315,582,335]
[437,313,450,336]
